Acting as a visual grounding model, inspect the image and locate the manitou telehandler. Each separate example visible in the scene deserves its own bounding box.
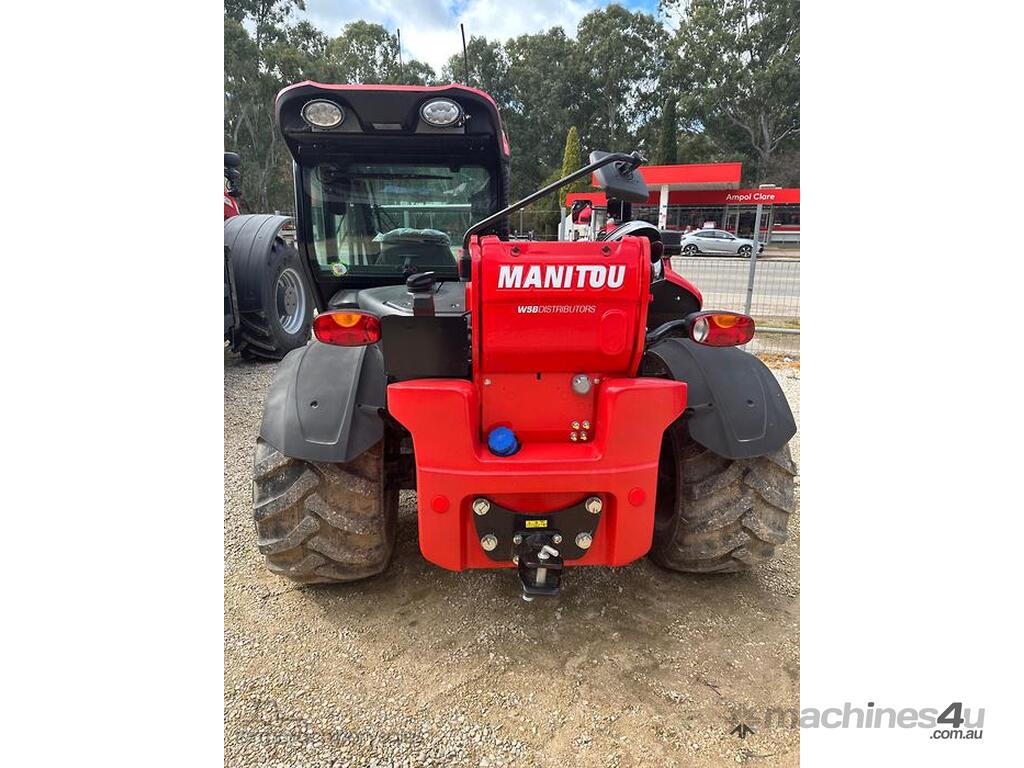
[252,82,796,598]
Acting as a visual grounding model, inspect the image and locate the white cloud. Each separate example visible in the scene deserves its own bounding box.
[302,0,608,74]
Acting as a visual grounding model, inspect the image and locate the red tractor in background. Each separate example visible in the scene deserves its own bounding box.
[251,82,796,599]
[224,152,314,360]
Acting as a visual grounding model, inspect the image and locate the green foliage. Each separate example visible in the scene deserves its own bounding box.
[223,1,799,212]
[662,0,800,184]
[573,4,669,154]
[224,4,436,212]
[656,100,678,165]
[559,127,587,208]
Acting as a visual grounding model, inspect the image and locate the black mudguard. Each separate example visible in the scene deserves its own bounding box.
[644,338,796,459]
[259,340,386,464]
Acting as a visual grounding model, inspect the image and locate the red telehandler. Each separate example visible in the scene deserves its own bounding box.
[251,82,796,598]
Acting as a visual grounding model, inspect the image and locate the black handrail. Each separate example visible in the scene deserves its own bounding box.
[461,150,645,253]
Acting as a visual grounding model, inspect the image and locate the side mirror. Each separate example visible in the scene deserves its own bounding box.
[224,151,241,168]
[570,200,589,224]
[589,150,649,203]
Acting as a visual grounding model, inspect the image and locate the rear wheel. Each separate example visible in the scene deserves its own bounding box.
[252,438,398,584]
[683,244,699,256]
[226,214,314,361]
[649,422,796,573]
[236,244,312,360]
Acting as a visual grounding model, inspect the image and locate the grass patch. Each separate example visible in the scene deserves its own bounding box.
[754,316,800,330]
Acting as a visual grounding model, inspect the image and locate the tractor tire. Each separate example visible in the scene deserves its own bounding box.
[648,422,796,573]
[252,437,398,584]
[226,214,313,361]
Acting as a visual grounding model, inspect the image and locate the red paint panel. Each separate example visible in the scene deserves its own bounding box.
[480,372,595,444]
[474,236,650,375]
[640,162,743,186]
[387,377,686,571]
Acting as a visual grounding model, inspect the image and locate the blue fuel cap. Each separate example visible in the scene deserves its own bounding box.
[487,427,520,456]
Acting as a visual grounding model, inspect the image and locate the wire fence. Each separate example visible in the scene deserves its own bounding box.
[670,255,800,359]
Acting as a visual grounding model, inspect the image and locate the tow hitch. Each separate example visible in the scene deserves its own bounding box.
[515,535,564,599]
[470,495,604,599]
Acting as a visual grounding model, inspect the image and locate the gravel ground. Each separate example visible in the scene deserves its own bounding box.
[225,353,800,767]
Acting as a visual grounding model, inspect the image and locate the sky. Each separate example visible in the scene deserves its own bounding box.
[303,0,663,73]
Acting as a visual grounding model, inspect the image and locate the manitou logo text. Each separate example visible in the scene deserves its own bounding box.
[497,264,626,290]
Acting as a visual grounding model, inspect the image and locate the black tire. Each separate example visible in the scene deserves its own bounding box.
[737,245,753,258]
[226,215,313,361]
[683,244,699,256]
[649,423,796,573]
[252,438,398,584]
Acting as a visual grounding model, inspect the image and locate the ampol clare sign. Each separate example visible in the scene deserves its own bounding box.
[675,188,800,206]
[566,187,799,208]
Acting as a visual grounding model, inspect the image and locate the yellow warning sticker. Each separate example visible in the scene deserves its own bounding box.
[525,520,548,528]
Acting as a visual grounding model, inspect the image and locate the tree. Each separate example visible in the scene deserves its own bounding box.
[225,5,436,212]
[503,29,577,199]
[656,100,679,165]
[440,30,578,200]
[662,0,800,183]
[559,126,587,207]
[573,5,668,153]
[224,1,307,211]
[440,36,511,102]
[327,21,434,85]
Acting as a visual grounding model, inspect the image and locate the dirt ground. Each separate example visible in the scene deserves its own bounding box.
[225,353,800,767]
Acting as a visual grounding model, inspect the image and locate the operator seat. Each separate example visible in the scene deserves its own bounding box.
[375,228,454,267]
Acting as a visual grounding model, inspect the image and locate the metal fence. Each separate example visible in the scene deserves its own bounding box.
[669,255,800,358]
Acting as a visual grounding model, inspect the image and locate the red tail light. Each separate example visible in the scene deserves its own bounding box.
[690,311,755,347]
[313,311,381,346]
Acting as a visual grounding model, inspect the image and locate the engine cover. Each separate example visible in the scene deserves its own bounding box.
[472,236,650,375]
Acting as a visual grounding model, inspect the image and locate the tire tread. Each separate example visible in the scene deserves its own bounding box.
[251,438,397,584]
[650,425,796,573]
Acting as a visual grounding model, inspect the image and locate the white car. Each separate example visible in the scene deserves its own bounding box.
[680,229,763,257]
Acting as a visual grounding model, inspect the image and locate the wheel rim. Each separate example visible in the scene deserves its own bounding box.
[275,267,307,335]
[740,246,751,256]
[684,245,697,255]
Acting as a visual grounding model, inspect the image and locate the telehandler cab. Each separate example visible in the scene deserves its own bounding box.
[252,82,796,598]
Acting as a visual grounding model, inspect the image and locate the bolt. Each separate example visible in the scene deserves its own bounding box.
[585,496,603,514]
[581,420,591,430]
[571,420,581,430]
[571,374,592,396]
[473,498,491,516]
[576,532,593,549]
[552,533,563,544]
[569,432,578,442]
[512,555,519,565]
[579,432,588,442]
[513,534,523,545]
[480,534,498,551]
[483,378,492,386]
